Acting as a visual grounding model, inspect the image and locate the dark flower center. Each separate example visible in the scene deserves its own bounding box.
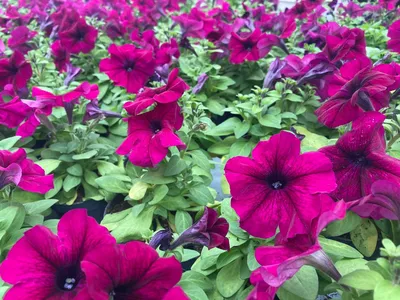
[7,65,19,75]
[150,120,162,134]
[75,29,86,41]
[56,265,81,291]
[267,175,286,190]
[124,62,135,72]
[111,284,132,298]
[243,41,254,50]
[349,153,369,166]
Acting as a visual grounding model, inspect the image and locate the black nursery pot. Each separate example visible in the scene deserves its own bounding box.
[52,200,108,223]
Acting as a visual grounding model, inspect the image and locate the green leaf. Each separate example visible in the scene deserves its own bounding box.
[189,185,213,205]
[229,140,256,157]
[45,176,63,199]
[175,210,193,234]
[280,266,319,300]
[148,185,169,205]
[350,219,378,257]
[72,150,97,160]
[209,75,235,90]
[189,150,211,170]
[0,136,21,150]
[23,199,58,215]
[319,237,363,259]
[374,280,400,300]
[63,175,81,192]
[164,156,187,176]
[141,166,176,184]
[35,159,61,174]
[293,126,329,152]
[180,271,212,290]
[216,258,245,298]
[339,270,383,290]
[182,249,200,262]
[96,176,130,193]
[335,259,369,276]
[67,164,83,177]
[234,122,251,139]
[258,112,281,129]
[325,211,362,237]
[97,161,125,176]
[129,181,149,200]
[0,205,25,232]
[206,118,242,136]
[217,248,243,269]
[179,282,208,300]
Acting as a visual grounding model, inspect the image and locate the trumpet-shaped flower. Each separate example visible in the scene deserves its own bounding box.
[224,131,336,239]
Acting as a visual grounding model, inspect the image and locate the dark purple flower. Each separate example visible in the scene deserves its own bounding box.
[192,73,208,94]
[83,99,122,123]
[263,58,286,89]
[149,229,173,251]
[0,51,32,90]
[59,18,98,54]
[170,207,230,251]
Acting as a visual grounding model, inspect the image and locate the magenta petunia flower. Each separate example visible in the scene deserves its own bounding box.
[163,286,190,300]
[0,148,53,194]
[224,131,337,239]
[124,68,189,114]
[0,209,115,299]
[170,207,230,251]
[316,56,395,128]
[374,62,400,91]
[156,38,180,65]
[349,180,400,220]
[117,102,185,168]
[81,241,182,300]
[388,20,400,54]
[172,8,215,39]
[255,13,296,39]
[8,26,37,54]
[320,112,400,202]
[252,197,346,295]
[248,272,278,300]
[50,40,70,73]
[0,94,31,130]
[0,51,32,90]
[59,18,98,54]
[99,44,155,94]
[228,29,270,64]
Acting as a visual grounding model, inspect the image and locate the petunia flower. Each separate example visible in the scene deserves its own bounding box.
[320,112,400,202]
[255,13,296,39]
[315,56,395,128]
[0,51,32,90]
[228,29,272,64]
[117,102,185,167]
[99,44,155,94]
[248,271,278,300]
[170,207,230,251]
[374,61,400,91]
[163,286,190,300]
[224,131,337,239]
[124,68,189,114]
[323,27,366,63]
[172,8,215,39]
[251,197,346,298]
[59,18,98,54]
[7,26,37,54]
[83,99,122,123]
[263,58,286,89]
[0,92,32,130]
[388,20,400,54]
[349,180,400,220]
[81,241,182,300]
[149,229,173,251]
[192,73,209,94]
[156,38,180,66]
[50,40,70,73]
[0,148,54,194]
[0,209,115,299]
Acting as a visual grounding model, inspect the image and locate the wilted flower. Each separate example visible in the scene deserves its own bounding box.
[0,209,115,299]
[99,44,155,94]
[263,58,286,89]
[83,99,122,123]
[316,56,395,128]
[149,229,173,251]
[170,207,230,251]
[59,18,98,54]
[225,131,336,239]
[81,241,182,300]
[350,180,400,220]
[124,68,189,114]
[117,102,185,168]
[250,197,346,299]
[0,51,32,90]
[320,112,400,202]
[0,148,53,194]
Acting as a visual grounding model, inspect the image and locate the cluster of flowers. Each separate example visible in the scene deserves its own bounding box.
[225,111,400,299]
[0,206,230,299]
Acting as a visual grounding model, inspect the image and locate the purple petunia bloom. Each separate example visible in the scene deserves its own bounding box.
[0,209,116,300]
[0,51,32,90]
[225,131,337,239]
[81,241,183,300]
[99,44,155,94]
[320,112,400,202]
[59,18,98,54]
[117,102,185,168]
[7,26,37,54]
[0,148,53,194]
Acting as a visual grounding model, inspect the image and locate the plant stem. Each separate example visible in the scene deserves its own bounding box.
[388,133,400,149]
[391,220,400,246]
